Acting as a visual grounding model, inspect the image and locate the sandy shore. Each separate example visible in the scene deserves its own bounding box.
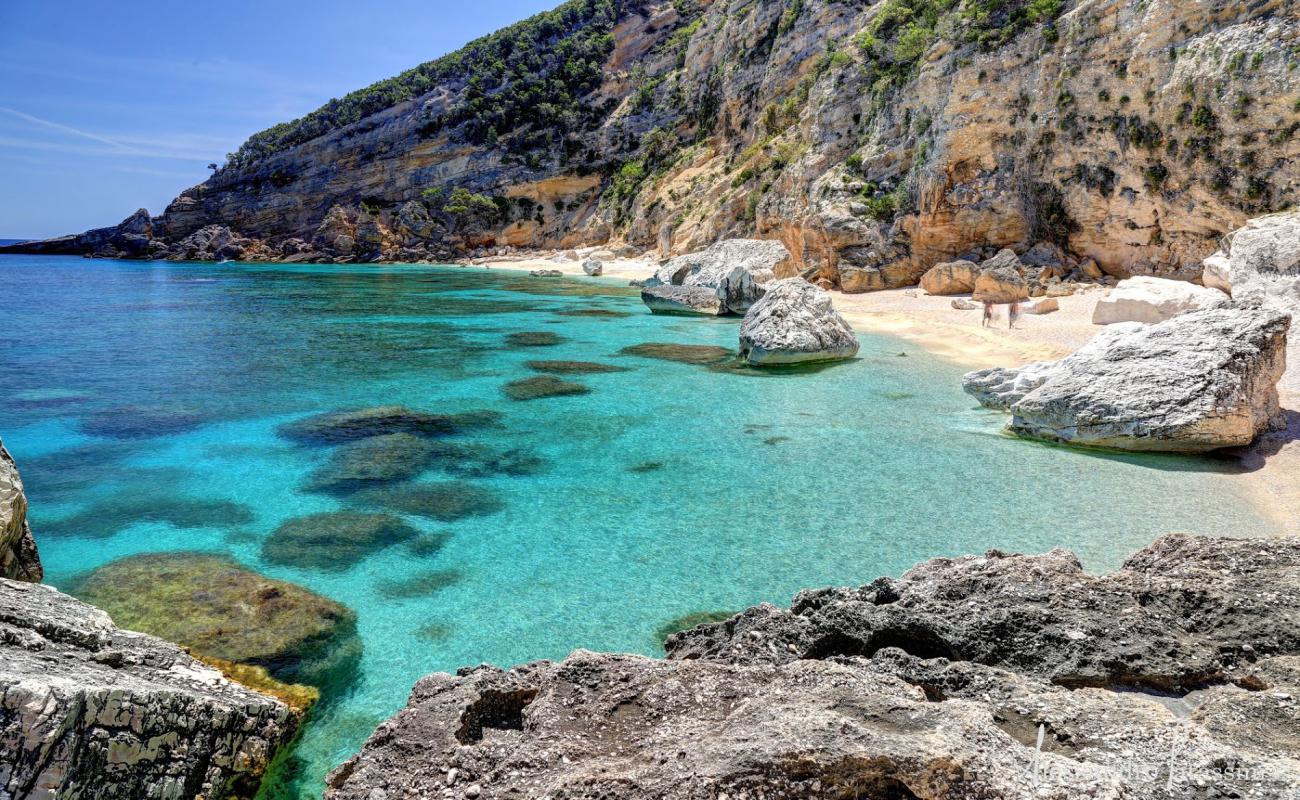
[477,251,1299,534]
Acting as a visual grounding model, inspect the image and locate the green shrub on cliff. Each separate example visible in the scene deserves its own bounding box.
[224,0,622,169]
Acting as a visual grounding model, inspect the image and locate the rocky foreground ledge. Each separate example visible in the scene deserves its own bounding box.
[0,578,301,799]
[327,534,1300,799]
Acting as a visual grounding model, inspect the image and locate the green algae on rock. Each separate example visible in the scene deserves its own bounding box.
[277,405,501,446]
[505,331,566,347]
[262,511,422,571]
[553,308,634,319]
[503,375,591,400]
[350,481,505,521]
[525,359,631,374]
[302,433,441,495]
[406,532,451,558]
[70,552,360,689]
[376,568,463,600]
[618,343,733,366]
[41,493,255,538]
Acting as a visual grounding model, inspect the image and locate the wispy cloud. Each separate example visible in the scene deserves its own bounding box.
[0,106,139,153]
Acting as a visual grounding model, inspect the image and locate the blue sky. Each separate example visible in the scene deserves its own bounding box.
[0,0,557,238]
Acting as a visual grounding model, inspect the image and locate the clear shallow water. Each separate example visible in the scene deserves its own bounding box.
[0,257,1271,796]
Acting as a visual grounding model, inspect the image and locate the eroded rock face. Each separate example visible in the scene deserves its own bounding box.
[1092,276,1228,324]
[328,534,1300,800]
[640,283,725,316]
[0,441,41,582]
[972,265,1029,303]
[964,307,1289,451]
[0,578,300,799]
[738,278,859,366]
[1202,211,1300,308]
[642,239,792,315]
[919,260,979,295]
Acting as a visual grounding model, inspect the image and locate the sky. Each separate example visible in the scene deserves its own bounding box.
[0,0,558,238]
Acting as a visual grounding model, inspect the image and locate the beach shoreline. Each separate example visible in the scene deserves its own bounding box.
[475,251,1299,536]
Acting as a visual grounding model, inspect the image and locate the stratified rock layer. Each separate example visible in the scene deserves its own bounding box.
[738,278,859,365]
[964,307,1289,451]
[0,441,41,582]
[0,578,300,799]
[327,534,1300,799]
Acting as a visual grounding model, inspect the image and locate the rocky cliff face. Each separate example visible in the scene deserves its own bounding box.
[0,441,41,582]
[326,534,1300,798]
[0,578,301,800]
[3,0,1295,287]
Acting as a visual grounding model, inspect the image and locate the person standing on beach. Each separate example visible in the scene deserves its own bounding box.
[982,301,994,327]
[1009,301,1022,329]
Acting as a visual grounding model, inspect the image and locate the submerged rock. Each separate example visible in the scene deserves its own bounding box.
[963,308,1289,451]
[261,511,421,571]
[277,405,501,445]
[376,568,463,600]
[503,375,591,400]
[71,552,360,689]
[327,534,1300,800]
[1,578,301,800]
[42,492,255,538]
[351,481,505,521]
[302,433,441,494]
[78,405,205,439]
[0,440,41,581]
[1092,275,1227,324]
[737,279,859,366]
[619,342,734,365]
[525,359,631,374]
[505,331,565,347]
[653,610,738,646]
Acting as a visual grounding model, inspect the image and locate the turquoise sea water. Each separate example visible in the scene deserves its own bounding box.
[0,257,1272,796]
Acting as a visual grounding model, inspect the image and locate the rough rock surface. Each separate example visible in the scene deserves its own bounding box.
[328,534,1300,800]
[919,260,979,295]
[581,258,603,276]
[642,239,792,315]
[972,265,1029,303]
[1,1,1294,279]
[639,283,725,316]
[0,578,300,799]
[965,307,1289,451]
[1202,210,1300,308]
[738,278,859,366]
[1092,275,1228,324]
[0,441,40,582]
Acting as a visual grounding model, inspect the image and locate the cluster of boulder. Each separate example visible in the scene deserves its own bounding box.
[327,533,1300,799]
[918,245,1098,301]
[965,210,1300,453]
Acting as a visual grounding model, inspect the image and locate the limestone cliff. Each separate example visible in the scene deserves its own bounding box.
[0,441,41,582]
[3,0,1297,289]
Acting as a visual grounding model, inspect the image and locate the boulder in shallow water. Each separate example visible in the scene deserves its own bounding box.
[1,578,301,799]
[642,239,792,314]
[737,279,859,366]
[71,552,361,689]
[0,441,41,581]
[1092,276,1227,324]
[582,259,603,276]
[640,284,725,316]
[262,511,421,571]
[964,307,1290,451]
[278,405,501,445]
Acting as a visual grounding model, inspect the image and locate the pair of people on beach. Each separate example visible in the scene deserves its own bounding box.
[982,301,1022,329]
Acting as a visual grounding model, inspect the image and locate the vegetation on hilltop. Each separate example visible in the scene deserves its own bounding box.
[223,0,629,170]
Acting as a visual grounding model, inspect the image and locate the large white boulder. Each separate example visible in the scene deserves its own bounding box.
[1092,276,1228,324]
[738,279,859,366]
[1201,211,1300,308]
[963,308,1289,452]
[643,239,793,315]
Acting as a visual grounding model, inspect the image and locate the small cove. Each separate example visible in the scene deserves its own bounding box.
[0,257,1274,797]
